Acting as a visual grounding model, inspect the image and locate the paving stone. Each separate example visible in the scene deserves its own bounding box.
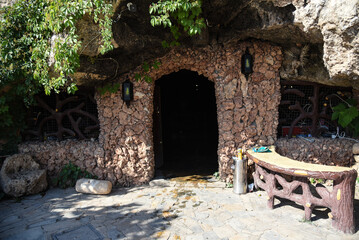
[27,218,58,229]
[229,233,252,240]
[195,211,210,220]
[0,208,14,222]
[151,230,171,239]
[227,218,247,233]
[202,231,220,240]
[259,230,286,240]
[217,210,233,222]
[213,225,238,239]
[52,224,103,240]
[2,226,44,240]
[185,233,205,240]
[0,215,21,226]
[0,222,28,239]
[199,222,212,232]
[0,219,27,234]
[120,224,147,238]
[0,179,358,240]
[41,219,83,234]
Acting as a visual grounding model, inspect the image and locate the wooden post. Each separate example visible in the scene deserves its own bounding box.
[331,171,357,234]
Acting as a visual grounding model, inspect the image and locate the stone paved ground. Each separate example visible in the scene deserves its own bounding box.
[0,176,359,240]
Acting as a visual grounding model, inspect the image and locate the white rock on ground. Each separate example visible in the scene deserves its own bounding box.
[75,178,112,194]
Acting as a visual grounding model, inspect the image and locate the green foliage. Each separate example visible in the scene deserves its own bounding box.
[1,0,113,95]
[309,178,324,185]
[150,0,205,45]
[0,0,113,153]
[53,162,97,189]
[331,98,359,136]
[98,83,121,95]
[213,171,220,180]
[134,60,161,83]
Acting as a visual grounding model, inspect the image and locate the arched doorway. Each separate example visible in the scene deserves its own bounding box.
[153,70,219,176]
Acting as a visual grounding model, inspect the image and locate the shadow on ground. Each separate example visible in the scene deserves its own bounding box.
[273,197,359,233]
[0,187,171,239]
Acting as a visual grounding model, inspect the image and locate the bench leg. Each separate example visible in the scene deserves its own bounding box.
[267,195,275,209]
[304,206,313,221]
[330,171,357,234]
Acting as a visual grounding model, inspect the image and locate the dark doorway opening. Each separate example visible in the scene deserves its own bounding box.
[153,70,218,177]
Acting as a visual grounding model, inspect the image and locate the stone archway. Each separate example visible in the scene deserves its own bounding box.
[153,69,219,175]
[95,41,283,185]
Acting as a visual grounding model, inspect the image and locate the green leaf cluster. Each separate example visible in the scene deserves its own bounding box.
[53,161,97,189]
[149,0,205,44]
[0,0,113,154]
[98,83,121,95]
[309,178,324,185]
[331,99,359,136]
[213,171,220,180]
[134,60,161,83]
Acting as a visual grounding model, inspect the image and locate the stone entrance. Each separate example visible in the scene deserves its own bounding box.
[153,70,218,175]
[94,41,282,185]
[20,41,283,186]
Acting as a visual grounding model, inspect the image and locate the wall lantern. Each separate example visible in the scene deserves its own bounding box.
[122,78,133,107]
[241,47,253,79]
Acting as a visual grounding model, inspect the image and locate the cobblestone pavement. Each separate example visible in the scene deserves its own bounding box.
[0,176,359,240]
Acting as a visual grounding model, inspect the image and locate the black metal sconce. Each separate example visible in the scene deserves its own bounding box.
[241,47,253,79]
[122,78,133,107]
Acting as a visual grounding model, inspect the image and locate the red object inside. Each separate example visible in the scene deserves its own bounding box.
[282,126,306,137]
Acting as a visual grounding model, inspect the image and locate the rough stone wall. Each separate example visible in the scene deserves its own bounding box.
[19,140,104,177]
[19,41,282,185]
[276,138,356,167]
[95,81,155,186]
[99,41,282,183]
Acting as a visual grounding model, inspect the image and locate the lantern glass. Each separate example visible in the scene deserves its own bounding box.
[241,47,253,76]
[122,79,133,106]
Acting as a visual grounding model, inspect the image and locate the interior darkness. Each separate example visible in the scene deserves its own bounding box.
[153,70,219,176]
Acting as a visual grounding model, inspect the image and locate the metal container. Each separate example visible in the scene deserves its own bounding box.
[232,149,247,194]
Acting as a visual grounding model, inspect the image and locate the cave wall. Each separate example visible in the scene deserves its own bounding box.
[20,41,282,185]
[2,0,358,88]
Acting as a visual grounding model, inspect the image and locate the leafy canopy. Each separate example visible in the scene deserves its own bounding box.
[0,0,113,97]
[150,0,205,47]
[0,0,113,154]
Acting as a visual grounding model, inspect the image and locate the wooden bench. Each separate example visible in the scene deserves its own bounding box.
[246,146,357,234]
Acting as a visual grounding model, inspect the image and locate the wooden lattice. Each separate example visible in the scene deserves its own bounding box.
[253,164,357,234]
[279,80,352,138]
[25,92,99,141]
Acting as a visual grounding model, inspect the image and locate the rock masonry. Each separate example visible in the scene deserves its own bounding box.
[276,138,356,167]
[20,41,283,185]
